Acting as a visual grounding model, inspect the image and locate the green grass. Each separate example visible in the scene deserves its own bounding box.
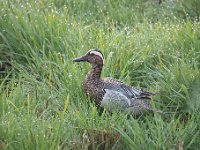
[0,0,200,149]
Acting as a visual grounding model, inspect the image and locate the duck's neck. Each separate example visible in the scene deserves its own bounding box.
[86,64,103,80]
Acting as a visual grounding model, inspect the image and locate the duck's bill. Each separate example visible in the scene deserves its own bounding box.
[73,55,87,62]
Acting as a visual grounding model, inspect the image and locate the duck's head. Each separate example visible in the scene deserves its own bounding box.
[73,49,104,66]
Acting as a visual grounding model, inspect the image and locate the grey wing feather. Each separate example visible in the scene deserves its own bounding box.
[103,77,154,99]
[101,89,154,115]
[101,89,131,111]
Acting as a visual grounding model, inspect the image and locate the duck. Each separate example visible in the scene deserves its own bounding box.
[73,49,161,115]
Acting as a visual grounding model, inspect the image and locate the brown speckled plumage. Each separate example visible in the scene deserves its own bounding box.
[73,49,160,115]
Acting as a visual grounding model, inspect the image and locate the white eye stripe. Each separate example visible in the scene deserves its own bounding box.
[89,51,104,61]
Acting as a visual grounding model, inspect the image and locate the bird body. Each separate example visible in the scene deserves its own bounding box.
[73,49,159,115]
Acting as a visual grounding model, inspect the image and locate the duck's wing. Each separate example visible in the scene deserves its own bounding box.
[101,89,153,115]
[101,89,131,111]
[103,77,155,99]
